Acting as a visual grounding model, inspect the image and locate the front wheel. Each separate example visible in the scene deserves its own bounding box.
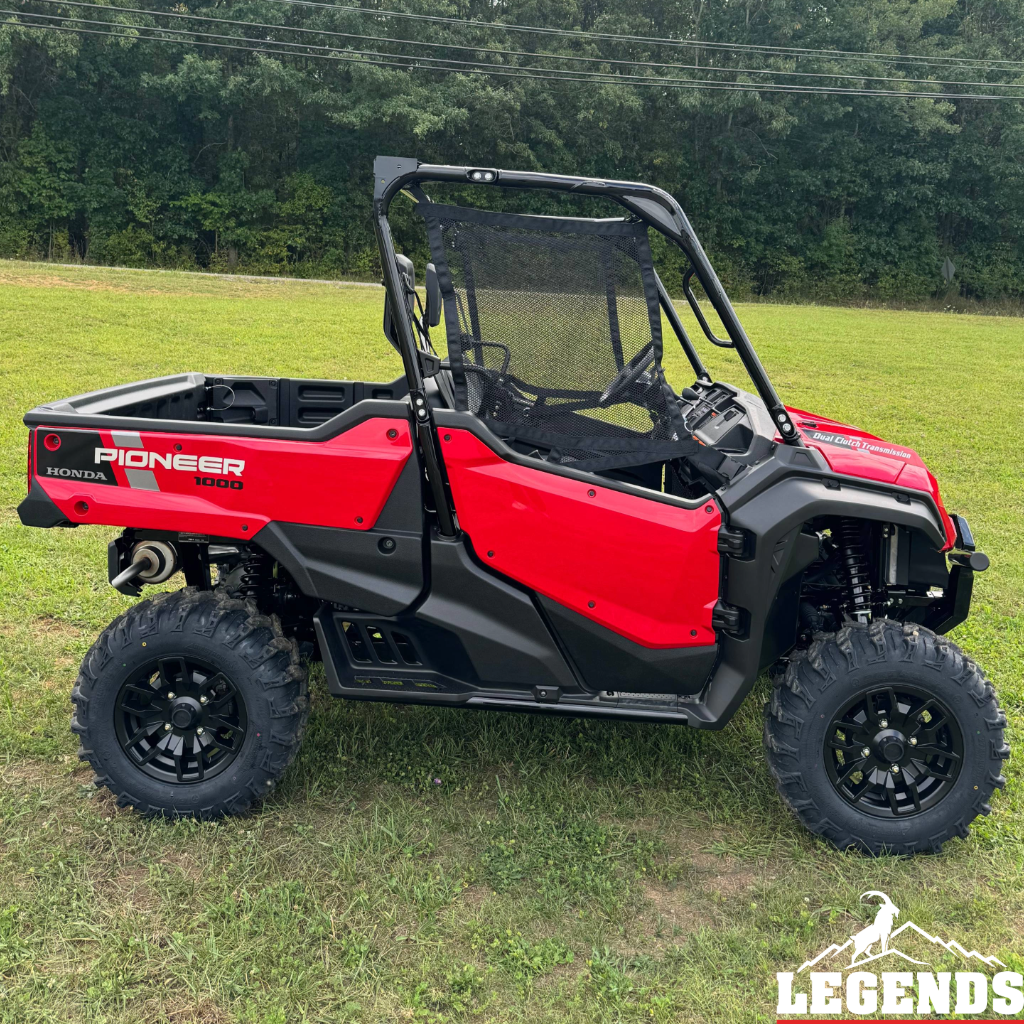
[72,588,308,818]
[764,619,1009,855]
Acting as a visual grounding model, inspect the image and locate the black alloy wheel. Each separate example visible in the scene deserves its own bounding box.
[114,656,247,784]
[824,684,963,817]
[763,619,1009,855]
[73,588,309,819]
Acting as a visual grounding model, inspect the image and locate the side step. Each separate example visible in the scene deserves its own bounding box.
[314,607,712,726]
[314,607,474,698]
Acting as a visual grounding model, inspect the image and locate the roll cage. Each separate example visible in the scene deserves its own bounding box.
[372,156,801,536]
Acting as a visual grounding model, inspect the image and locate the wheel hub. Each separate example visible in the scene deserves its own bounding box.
[824,684,964,818]
[874,728,907,763]
[114,656,247,784]
[170,697,202,730]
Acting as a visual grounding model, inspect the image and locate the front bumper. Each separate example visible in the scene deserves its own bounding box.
[926,513,987,635]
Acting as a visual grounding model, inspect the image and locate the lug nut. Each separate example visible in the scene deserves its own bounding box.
[879,718,888,728]
[164,723,172,731]
[196,727,204,736]
[167,692,176,700]
[200,696,208,705]
[891,764,900,774]
[861,747,871,758]
[909,736,917,746]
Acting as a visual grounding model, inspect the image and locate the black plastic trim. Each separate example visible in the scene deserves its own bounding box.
[17,478,73,528]
[315,534,581,698]
[951,513,975,551]
[928,564,975,634]
[723,441,949,547]
[256,453,426,615]
[693,472,951,729]
[539,596,716,695]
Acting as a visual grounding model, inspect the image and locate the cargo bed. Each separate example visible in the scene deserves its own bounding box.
[24,373,409,439]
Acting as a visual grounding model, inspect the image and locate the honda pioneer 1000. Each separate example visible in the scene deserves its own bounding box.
[18,157,1007,855]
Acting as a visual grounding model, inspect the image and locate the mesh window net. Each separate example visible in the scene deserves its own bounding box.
[419,202,698,471]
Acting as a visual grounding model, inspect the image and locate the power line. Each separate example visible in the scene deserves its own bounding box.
[216,0,1024,73]
[24,0,1024,91]
[3,14,1021,100]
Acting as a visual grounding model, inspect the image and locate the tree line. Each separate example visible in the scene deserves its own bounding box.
[2,0,1023,301]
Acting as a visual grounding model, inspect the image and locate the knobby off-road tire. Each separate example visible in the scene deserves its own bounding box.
[72,588,308,818]
[764,619,1009,855]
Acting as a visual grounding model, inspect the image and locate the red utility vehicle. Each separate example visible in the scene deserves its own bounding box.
[19,158,1007,854]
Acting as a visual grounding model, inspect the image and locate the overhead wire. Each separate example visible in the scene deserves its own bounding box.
[21,0,1024,91]
[2,11,1022,100]
[204,0,1024,73]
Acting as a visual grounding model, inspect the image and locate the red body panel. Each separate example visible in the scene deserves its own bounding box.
[788,407,956,549]
[33,419,412,540]
[440,429,722,649]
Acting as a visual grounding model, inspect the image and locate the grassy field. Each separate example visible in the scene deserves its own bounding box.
[0,261,1021,1023]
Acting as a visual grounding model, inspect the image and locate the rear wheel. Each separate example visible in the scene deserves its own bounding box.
[764,619,1009,855]
[72,588,308,818]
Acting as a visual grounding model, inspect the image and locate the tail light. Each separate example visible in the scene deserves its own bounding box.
[26,428,35,495]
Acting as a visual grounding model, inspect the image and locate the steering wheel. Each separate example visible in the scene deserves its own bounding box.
[598,344,656,407]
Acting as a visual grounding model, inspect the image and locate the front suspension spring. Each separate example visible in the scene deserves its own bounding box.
[237,551,269,598]
[837,518,872,623]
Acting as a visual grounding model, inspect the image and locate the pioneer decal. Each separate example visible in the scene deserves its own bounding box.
[94,448,245,476]
[809,429,912,460]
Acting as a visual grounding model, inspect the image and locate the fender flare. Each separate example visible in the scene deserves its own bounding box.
[700,473,948,727]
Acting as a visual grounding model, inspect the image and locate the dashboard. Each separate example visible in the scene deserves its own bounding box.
[678,381,777,466]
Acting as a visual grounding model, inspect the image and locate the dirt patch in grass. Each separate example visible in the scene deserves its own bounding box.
[158,849,208,883]
[89,786,128,817]
[93,863,159,913]
[0,269,212,299]
[642,880,709,935]
[0,615,85,641]
[0,758,59,787]
[690,853,759,898]
[139,994,234,1024]
[0,270,134,293]
[32,615,86,638]
[459,883,491,912]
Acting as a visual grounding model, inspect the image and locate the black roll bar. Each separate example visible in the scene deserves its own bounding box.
[372,157,457,537]
[682,267,732,349]
[654,271,711,382]
[373,156,804,449]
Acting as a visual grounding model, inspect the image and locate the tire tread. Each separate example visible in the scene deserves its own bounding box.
[764,619,1008,855]
[71,587,308,819]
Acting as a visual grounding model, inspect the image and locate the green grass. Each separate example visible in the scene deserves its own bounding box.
[0,261,1021,1023]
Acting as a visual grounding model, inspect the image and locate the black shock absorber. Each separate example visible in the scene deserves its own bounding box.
[837,518,872,623]
[237,550,269,599]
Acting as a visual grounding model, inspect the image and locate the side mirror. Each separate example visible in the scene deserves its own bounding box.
[395,253,416,305]
[425,263,442,327]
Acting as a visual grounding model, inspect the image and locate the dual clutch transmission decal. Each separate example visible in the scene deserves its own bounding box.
[809,429,913,460]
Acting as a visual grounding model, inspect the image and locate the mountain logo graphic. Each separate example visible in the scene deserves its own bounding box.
[796,891,1007,973]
